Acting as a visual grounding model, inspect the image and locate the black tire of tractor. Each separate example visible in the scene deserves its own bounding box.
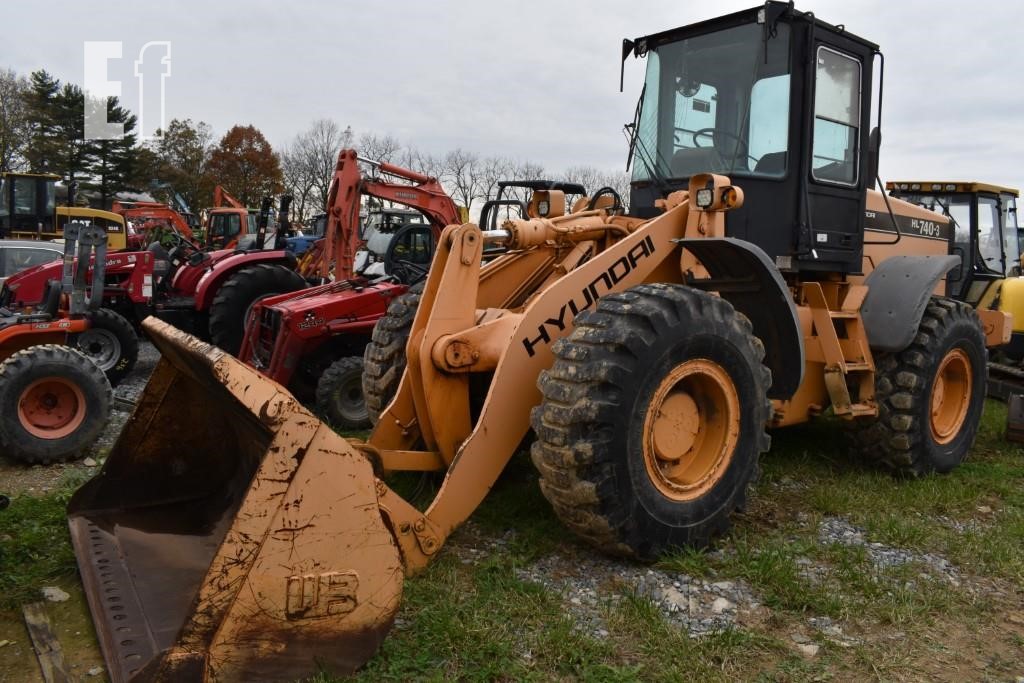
[0,345,112,465]
[362,282,424,425]
[530,283,772,560]
[208,264,307,355]
[847,297,986,477]
[316,356,371,431]
[73,307,139,387]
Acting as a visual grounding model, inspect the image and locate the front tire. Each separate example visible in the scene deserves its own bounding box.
[362,283,422,424]
[209,264,307,355]
[530,283,771,560]
[848,297,986,476]
[316,356,371,430]
[73,308,139,386]
[0,345,112,464]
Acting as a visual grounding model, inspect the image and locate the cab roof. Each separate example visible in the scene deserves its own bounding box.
[887,181,1020,197]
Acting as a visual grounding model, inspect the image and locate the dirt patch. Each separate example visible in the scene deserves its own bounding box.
[0,581,107,683]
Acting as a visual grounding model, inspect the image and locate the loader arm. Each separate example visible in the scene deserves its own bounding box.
[366,190,697,570]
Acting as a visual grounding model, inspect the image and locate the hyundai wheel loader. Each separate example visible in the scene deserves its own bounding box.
[67,3,1010,680]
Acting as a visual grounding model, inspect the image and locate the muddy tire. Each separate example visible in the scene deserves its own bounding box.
[848,297,986,476]
[0,345,112,465]
[362,282,423,424]
[72,307,139,386]
[530,283,772,560]
[316,356,371,430]
[209,264,307,355]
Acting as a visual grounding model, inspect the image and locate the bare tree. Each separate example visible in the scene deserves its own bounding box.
[561,165,604,196]
[0,68,30,173]
[357,133,402,164]
[479,156,512,203]
[280,143,318,222]
[292,120,352,214]
[441,148,485,213]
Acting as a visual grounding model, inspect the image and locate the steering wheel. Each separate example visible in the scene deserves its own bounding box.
[586,186,625,213]
[387,259,428,285]
[692,128,760,166]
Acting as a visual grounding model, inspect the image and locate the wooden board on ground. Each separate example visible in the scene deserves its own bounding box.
[21,602,73,683]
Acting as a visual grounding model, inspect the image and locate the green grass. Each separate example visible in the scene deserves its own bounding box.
[3,402,1023,681]
[0,470,87,610]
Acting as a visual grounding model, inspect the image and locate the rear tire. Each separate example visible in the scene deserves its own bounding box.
[209,264,307,355]
[73,308,139,386]
[316,356,371,430]
[362,282,423,424]
[0,345,111,465]
[530,283,771,560]
[848,297,986,476]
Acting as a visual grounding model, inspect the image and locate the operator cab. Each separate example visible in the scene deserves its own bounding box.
[889,181,1022,302]
[354,208,430,278]
[1,172,127,250]
[626,2,879,275]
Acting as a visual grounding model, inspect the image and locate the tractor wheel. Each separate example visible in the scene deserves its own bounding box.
[0,345,111,465]
[208,264,307,355]
[316,356,371,431]
[848,297,986,476]
[530,283,771,560]
[362,282,424,424]
[72,308,139,386]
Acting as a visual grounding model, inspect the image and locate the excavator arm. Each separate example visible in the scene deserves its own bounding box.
[111,201,195,242]
[301,149,462,282]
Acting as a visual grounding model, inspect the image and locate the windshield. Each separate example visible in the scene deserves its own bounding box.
[632,21,791,182]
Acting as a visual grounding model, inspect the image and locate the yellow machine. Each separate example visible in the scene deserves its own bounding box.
[887,181,1024,394]
[0,172,127,250]
[67,4,1011,680]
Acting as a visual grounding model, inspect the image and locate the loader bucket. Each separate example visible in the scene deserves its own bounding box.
[67,317,403,682]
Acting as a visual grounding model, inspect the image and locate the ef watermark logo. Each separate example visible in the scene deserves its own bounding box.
[83,41,171,140]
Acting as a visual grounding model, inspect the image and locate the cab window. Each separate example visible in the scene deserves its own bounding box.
[14,177,36,215]
[392,227,434,264]
[812,47,861,185]
[977,196,1004,273]
[1,247,61,276]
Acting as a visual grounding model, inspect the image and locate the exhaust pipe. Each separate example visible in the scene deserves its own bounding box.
[68,318,403,681]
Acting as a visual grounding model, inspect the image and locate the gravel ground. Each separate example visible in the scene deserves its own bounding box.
[818,515,962,585]
[92,339,160,452]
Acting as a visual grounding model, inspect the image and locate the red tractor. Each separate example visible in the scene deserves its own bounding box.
[239,175,586,430]
[0,222,139,464]
[1,195,306,354]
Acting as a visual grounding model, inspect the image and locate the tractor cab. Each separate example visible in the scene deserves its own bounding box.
[625,1,879,275]
[354,208,430,278]
[887,181,1021,303]
[0,172,127,250]
[205,207,258,250]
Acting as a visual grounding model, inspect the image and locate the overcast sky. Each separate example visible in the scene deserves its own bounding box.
[6,0,1024,191]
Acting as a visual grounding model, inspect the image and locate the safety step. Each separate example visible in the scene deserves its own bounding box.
[843,361,872,372]
[828,310,860,319]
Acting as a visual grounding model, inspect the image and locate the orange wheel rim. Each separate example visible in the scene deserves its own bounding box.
[642,359,740,502]
[929,348,972,444]
[18,377,87,440]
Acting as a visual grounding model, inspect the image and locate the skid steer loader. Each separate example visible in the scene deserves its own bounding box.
[67,3,1010,680]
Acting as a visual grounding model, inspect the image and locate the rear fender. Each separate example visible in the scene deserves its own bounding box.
[861,255,960,352]
[192,250,296,311]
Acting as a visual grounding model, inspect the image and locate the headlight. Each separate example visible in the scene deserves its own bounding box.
[696,188,714,208]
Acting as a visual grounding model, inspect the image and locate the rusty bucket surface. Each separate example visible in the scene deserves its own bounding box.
[68,318,403,682]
